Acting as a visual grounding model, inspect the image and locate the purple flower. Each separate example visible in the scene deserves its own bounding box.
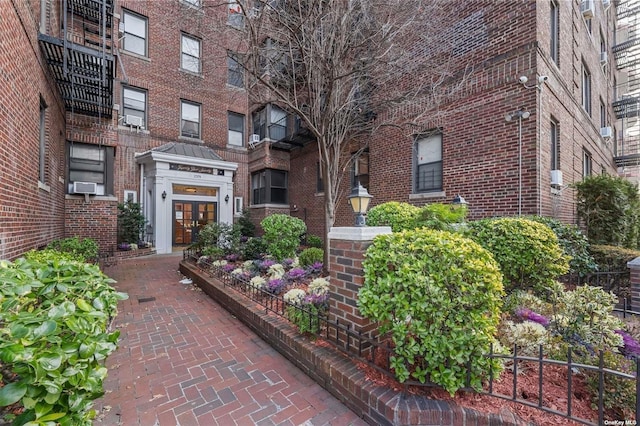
[287,268,306,281]
[304,292,329,306]
[118,242,131,251]
[515,308,550,327]
[615,330,640,357]
[266,278,286,295]
[240,235,249,243]
[283,258,295,268]
[259,259,276,271]
[222,264,236,273]
[307,261,323,274]
[225,253,240,262]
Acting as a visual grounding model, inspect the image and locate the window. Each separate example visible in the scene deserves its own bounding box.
[181,0,201,7]
[124,190,137,203]
[582,61,591,115]
[39,97,47,184]
[251,169,288,205]
[252,105,287,140]
[181,34,201,73]
[600,98,606,128]
[228,0,244,28]
[228,112,245,146]
[181,100,201,139]
[582,149,592,177]
[67,142,114,195]
[40,0,47,33]
[550,0,559,65]
[600,30,606,57]
[122,10,147,56]
[234,196,243,216]
[122,86,146,128]
[227,53,244,87]
[351,151,370,190]
[585,17,592,34]
[414,133,442,193]
[550,118,560,170]
[316,161,324,193]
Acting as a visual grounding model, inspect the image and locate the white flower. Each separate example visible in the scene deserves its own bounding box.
[290,257,300,268]
[212,259,228,267]
[249,276,266,290]
[231,268,244,277]
[268,263,285,279]
[308,277,330,295]
[284,289,306,305]
[243,260,255,269]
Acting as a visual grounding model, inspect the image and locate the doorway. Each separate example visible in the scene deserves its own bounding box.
[173,201,217,245]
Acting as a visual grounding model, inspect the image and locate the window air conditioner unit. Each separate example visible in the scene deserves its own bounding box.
[600,51,608,65]
[248,133,261,148]
[125,114,143,128]
[73,181,98,195]
[550,170,563,186]
[581,0,594,18]
[600,126,612,139]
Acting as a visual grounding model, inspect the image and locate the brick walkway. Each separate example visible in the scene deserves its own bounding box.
[94,253,366,426]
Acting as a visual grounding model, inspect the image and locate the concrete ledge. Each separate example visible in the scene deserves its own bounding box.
[179,260,529,426]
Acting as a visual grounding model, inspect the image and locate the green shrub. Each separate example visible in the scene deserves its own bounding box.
[237,209,256,238]
[358,229,504,394]
[242,237,267,260]
[197,222,241,254]
[418,203,467,231]
[575,174,640,249]
[466,218,569,294]
[0,254,127,425]
[583,351,636,420]
[117,202,146,244]
[589,244,640,272]
[299,248,324,267]
[526,216,596,277]
[366,201,421,231]
[46,236,99,262]
[305,235,323,249]
[261,214,306,261]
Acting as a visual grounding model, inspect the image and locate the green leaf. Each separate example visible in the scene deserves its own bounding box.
[39,353,63,371]
[76,299,93,312]
[10,323,30,339]
[0,382,27,406]
[33,320,57,338]
[39,412,66,421]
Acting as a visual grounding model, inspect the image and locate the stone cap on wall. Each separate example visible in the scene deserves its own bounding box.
[328,226,392,241]
[628,256,640,268]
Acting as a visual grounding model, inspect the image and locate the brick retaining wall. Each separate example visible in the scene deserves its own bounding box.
[179,260,529,426]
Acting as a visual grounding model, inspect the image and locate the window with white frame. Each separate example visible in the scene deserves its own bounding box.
[122,86,146,128]
[582,61,591,115]
[228,112,245,146]
[181,33,201,73]
[124,190,137,203]
[67,142,114,195]
[181,100,201,139]
[414,133,442,193]
[39,97,47,184]
[122,10,147,56]
[583,149,592,178]
[234,196,243,216]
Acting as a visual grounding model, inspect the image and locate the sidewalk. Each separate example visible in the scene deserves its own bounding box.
[94,253,366,426]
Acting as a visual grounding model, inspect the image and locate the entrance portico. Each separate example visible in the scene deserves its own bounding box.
[136,142,238,254]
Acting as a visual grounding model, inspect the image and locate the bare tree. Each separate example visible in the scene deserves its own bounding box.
[187,0,471,234]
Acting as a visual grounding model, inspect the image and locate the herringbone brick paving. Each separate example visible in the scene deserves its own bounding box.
[94,253,366,426]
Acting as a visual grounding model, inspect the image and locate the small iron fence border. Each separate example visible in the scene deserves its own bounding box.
[184,249,639,425]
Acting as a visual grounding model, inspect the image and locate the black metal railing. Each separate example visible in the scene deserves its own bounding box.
[184,251,639,425]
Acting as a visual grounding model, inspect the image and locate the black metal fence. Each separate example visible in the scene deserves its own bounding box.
[184,249,639,425]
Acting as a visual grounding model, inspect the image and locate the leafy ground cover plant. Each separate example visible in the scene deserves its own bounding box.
[0,251,127,425]
[298,248,324,268]
[45,237,99,263]
[358,229,505,394]
[465,218,569,295]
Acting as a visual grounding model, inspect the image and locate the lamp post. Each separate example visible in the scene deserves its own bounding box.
[505,109,530,216]
[452,194,467,206]
[348,183,373,227]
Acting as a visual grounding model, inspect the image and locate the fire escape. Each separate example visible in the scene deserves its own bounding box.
[38,0,114,119]
[612,0,640,168]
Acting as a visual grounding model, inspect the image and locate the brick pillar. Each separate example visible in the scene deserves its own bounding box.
[628,257,640,312]
[328,226,392,335]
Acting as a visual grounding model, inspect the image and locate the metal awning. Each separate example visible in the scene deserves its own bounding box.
[38,33,113,118]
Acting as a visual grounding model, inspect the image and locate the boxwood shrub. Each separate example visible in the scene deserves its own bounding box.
[358,229,504,395]
[365,201,421,231]
[261,214,306,260]
[466,218,569,295]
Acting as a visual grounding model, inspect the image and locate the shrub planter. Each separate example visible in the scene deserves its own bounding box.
[179,260,528,426]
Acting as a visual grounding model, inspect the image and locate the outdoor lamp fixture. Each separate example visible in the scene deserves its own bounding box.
[348,183,373,227]
[161,191,167,200]
[225,194,230,204]
[452,194,467,206]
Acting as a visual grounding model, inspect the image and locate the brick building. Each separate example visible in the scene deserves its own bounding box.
[1,0,639,259]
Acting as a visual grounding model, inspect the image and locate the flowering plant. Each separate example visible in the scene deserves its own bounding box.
[615,330,640,358]
[249,276,266,290]
[225,253,240,262]
[287,268,306,281]
[222,263,236,273]
[307,261,324,274]
[284,289,306,305]
[308,277,330,296]
[117,242,131,251]
[515,308,550,327]
[266,278,286,295]
[268,263,285,279]
[212,259,228,267]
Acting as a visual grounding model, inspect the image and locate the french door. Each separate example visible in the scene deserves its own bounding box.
[173,201,216,245]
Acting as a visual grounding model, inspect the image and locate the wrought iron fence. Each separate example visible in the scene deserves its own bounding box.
[184,251,639,425]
